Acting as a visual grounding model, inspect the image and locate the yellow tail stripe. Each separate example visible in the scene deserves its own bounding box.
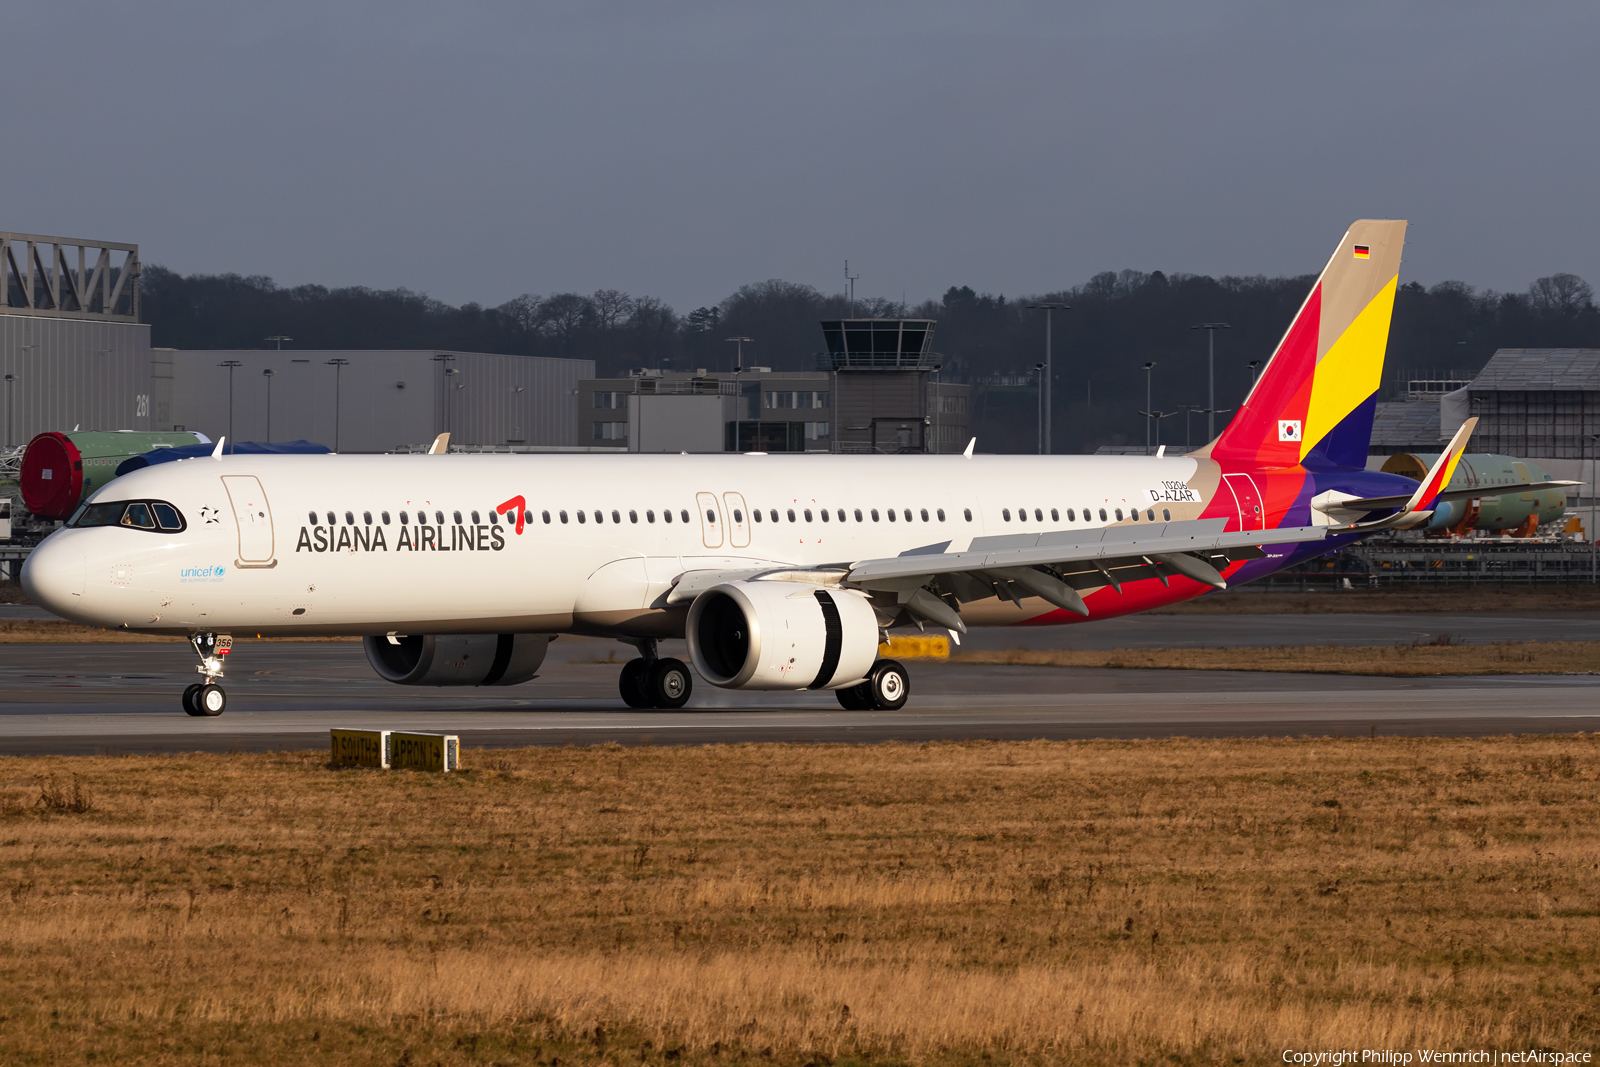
[1299,274,1399,462]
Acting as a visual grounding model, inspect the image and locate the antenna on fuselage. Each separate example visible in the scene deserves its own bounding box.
[963,438,976,458]
[211,437,226,460]
[428,433,451,455]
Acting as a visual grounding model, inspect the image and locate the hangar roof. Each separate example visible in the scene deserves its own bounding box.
[1370,400,1441,451]
[1470,349,1600,392]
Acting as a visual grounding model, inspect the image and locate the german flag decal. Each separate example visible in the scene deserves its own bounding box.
[1353,244,1370,259]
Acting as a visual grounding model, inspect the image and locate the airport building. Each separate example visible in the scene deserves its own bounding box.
[1,231,155,448]
[577,319,970,454]
[168,348,592,453]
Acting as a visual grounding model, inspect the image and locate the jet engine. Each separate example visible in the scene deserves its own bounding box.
[686,581,879,690]
[362,633,552,686]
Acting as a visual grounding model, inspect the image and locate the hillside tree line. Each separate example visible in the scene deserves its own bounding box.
[142,265,1599,454]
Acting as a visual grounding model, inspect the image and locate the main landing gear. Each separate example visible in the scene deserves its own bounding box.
[618,639,693,710]
[182,632,231,716]
[835,658,910,711]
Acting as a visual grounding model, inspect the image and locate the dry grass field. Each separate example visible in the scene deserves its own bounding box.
[948,638,1600,675]
[2,738,1599,1065]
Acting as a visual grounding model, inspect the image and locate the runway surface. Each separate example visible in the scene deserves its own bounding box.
[3,616,1598,754]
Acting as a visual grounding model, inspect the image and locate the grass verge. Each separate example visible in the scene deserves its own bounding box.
[1,738,1597,1064]
[949,638,1600,675]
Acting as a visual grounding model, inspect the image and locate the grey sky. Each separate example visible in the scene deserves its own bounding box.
[8,2,1598,311]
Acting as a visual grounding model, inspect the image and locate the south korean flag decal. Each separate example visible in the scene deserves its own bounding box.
[1277,419,1303,442]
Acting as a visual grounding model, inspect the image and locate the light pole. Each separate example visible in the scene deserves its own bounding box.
[1190,323,1231,441]
[326,358,349,451]
[262,368,276,442]
[218,360,241,452]
[1139,408,1176,453]
[431,354,456,437]
[1143,362,1156,454]
[1588,434,1599,584]
[931,363,943,455]
[265,335,292,351]
[1034,363,1046,454]
[726,337,752,452]
[1026,303,1071,454]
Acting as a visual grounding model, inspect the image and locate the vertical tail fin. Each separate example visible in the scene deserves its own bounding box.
[1203,219,1406,471]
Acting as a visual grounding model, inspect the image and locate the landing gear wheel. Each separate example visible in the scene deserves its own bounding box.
[835,681,873,711]
[194,684,227,716]
[182,683,205,716]
[866,659,909,711]
[619,658,651,708]
[647,658,693,709]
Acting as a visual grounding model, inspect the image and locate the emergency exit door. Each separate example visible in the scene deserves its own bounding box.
[695,491,723,548]
[1223,473,1264,531]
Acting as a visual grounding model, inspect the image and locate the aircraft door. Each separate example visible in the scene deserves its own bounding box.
[1222,473,1264,531]
[222,475,277,567]
[723,492,750,548]
[695,491,723,548]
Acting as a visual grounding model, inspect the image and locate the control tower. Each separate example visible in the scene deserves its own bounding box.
[821,318,967,453]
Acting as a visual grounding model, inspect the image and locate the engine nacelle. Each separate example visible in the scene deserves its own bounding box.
[686,581,879,690]
[362,633,552,686]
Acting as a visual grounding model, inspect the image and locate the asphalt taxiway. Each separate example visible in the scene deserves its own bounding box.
[3,617,1597,754]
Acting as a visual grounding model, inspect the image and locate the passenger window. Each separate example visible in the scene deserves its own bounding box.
[560,511,569,523]
[523,510,532,525]
[903,509,911,522]
[364,511,373,525]
[681,510,690,523]
[647,510,656,523]
[963,508,972,521]
[1066,509,1074,521]
[887,509,897,522]
[153,503,183,530]
[1002,509,1011,521]
[400,511,409,524]
[307,511,317,524]
[452,511,462,525]
[1034,509,1043,521]
[1163,508,1171,521]
[1147,509,1155,521]
[122,503,155,528]
[327,511,336,525]
[630,510,639,523]
[488,511,498,525]
[770,509,779,522]
[1050,509,1059,521]
[706,509,716,524]
[820,509,829,522]
[611,510,621,524]
[1130,509,1139,521]
[471,511,480,524]
[1017,508,1026,522]
[804,509,813,522]
[937,509,945,521]
[1098,508,1107,521]
[752,510,762,522]
[854,509,863,522]
[871,509,880,522]
[578,511,587,523]
[920,509,929,521]
[435,511,444,525]
[382,511,391,524]
[836,509,845,521]
[542,511,551,523]
[1115,509,1124,521]
[347,511,356,525]
[787,509,796,522]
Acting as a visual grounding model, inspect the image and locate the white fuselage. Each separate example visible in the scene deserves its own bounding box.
[24,451,1215,637]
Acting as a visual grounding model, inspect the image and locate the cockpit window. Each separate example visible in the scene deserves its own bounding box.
[70,500,187,534]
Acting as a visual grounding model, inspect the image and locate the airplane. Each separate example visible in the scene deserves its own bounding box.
[21,219,1522,718]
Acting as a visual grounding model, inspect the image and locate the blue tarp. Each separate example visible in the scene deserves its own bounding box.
[116,440,331,476]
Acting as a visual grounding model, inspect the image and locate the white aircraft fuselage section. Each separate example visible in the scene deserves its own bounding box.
[26,451,1216,637]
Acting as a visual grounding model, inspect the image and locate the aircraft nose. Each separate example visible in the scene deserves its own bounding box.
[22,534,86,618]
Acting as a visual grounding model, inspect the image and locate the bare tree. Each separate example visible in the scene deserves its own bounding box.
[496,293,542,333]
[591,289,636,330]
[537,293,596,350]
[1529,273,1596,316]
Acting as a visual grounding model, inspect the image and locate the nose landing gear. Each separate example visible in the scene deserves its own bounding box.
[183,633,232,716]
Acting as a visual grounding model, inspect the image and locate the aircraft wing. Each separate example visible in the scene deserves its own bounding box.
[839,518,1326,632]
